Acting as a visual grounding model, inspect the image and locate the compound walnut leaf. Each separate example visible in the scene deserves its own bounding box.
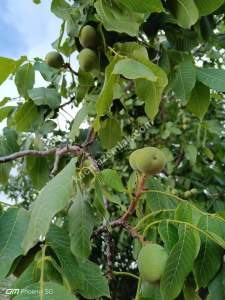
[193,215,223,287]
[47,225,110,298]
[121,0,164,13]
[22,158,76,253]
[95,0,144,36]
[172,56,196,104]
[0,56,26,85]
[160,224,199,300]
[96,56,120,117]
[186,81,210,120]
[113,58,157,81]
[167,0,199,29]
[0,208,29,279]
[68,189,95,261]
[28,87,61,109]
[15,63,35,99]
[99,117,122,149]
[197,67,225,92]
[195,0,224,16]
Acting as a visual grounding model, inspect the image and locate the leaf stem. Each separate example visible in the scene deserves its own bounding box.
[134,277,142,300]
[112,271,139,280]
[40,244,47,300]
[135,208,176,230]
[143,219,225,249]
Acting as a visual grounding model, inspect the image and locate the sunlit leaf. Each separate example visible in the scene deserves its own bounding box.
[28,87,61,109]
[95,0,144,36]
[15,63,35,98]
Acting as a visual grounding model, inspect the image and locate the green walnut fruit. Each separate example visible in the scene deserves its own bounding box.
[78,48,98,72]
[184,191,192,199]
[171,188,178,195]
[79,25,97,48]
[138,243,168,283]
[45,51,64,69]
[190,188,198,195]
[129,147,166,175]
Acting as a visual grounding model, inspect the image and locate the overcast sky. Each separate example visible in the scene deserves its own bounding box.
[0,0,80,127]
[0,0,79,203]
[0,0,62,99]
[0,0,60,58]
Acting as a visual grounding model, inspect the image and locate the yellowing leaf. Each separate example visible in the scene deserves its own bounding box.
[113,58,157,81]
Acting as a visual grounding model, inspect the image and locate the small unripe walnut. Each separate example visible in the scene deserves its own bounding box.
[138,243,168,283]
[79,25,97,49]
[129,147,166,175]
[78,48,98,72]
[45,51,64,69]
[190,188,198,195]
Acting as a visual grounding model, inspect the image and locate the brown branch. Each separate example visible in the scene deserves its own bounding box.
[93,175,147,235]
[92,219,123,237]
[120,174,146,222]
[92,219,145,245]
[0,148,57,163]
[92,173,147,256]
[82,127,96,148]
[123,223,146,245]
[0,145,83,164]
[174,151,184,167]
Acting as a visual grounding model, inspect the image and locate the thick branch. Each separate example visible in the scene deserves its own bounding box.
[0,145,83,164]
[92,174,146,247]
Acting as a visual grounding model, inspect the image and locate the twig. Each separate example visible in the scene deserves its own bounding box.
[82,127,96,148]
[59,96,75,109]
[123,223,146,245]
[92,174,147,250]
[174,151,184,167]
[92,218,145,245]
[64,63,78,76]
